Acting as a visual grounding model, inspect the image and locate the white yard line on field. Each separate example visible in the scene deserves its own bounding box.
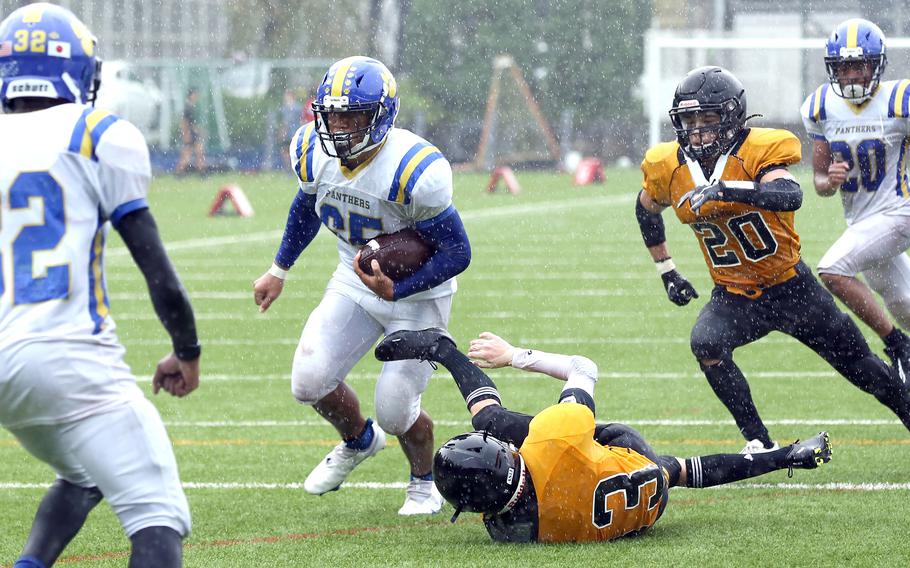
[2,481,908,492]
[106,195,632,259]
[155,418,903,428]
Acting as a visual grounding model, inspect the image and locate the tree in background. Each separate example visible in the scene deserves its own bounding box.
[400,0,652,162]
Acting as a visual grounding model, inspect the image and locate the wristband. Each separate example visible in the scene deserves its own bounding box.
[268,263,289,280]
[175,343,201,361]
[655,258,676,275]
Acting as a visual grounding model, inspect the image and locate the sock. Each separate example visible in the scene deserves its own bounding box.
[432,339,502,409]
[21,479,103,566]
[129,526,182,568]
[883,327,909,349]
[411,471,433,482]
[344,418,376,450]
[14,557,46,568]
[700,359,773,447]
[685,447,791,488]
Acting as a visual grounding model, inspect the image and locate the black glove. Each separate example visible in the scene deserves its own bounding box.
[681,181,726,214]
[661,270,699,306]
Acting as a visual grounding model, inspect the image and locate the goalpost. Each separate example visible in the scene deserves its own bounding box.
[643,31,910,149]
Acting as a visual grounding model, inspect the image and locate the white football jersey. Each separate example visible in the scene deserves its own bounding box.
[0,103,149,350]
[801,79,910,224]
[289,124,456,300]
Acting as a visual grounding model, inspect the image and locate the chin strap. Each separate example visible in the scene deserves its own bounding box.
[498,454,527,514]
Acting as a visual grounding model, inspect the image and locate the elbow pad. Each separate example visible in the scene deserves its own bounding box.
[635,191,666,247]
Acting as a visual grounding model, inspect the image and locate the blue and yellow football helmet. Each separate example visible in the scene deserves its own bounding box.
[0,2,101,108]
[312,56,399,159]
[825,18,886,103]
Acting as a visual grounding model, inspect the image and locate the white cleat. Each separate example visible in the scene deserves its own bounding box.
[397,479,444,515]
[740,439,780,455]
[304,422,386,495]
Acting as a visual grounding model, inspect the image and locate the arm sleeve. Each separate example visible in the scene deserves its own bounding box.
[274,189,322,269]
[116,208,200,360]
[392,205,471,299]
[722,176,803,212]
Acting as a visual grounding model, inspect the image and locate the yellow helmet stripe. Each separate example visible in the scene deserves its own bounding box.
[21,4,46,23]
[846,20,859,49]
[330,57,360,98]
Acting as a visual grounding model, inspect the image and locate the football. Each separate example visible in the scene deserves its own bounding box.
[358,228,434,281]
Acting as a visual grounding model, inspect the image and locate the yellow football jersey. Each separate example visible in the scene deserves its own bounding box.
[520,404,666,543]
[641,128,803,297]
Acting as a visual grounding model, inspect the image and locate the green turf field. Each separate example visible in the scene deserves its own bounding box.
[2,168,908,567]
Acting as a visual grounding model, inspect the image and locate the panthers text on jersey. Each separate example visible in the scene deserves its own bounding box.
[801,79,910,224]
[0,103,149,427]
[289,122,455,301]
[641,128,803,297]
[518,404,667,543]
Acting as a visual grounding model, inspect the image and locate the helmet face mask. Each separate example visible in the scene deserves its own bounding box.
[0,3,101,108]
[825,18,887,104]
[433,432,525,519]
[669,66,747,162]
[313,57,399,160]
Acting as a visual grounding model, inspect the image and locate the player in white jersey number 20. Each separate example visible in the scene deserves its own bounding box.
[0,4,200,567]
[801,18,910,382]
[253,57,471,515]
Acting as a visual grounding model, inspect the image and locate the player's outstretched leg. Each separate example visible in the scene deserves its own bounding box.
[661,432,832,489]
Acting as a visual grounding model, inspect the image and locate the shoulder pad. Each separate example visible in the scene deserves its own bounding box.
[888,79,910,118]
[68,107,120,162]
[387,141,445,204]
[293,122,319,183]
[803,84,829,123]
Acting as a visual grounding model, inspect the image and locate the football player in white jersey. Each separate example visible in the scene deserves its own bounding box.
[0,4,200,567]
[801,18,910,379]
[253,56,471,515]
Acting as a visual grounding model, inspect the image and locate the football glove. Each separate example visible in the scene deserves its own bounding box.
[679,181,726,214]
[661,270,699,306]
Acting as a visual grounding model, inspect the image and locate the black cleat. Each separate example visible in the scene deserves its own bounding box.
[375,328,456,363]
[884,340,910,387]
[784,432,832,476]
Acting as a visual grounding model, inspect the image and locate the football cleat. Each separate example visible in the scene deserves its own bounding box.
[784,432,832,476]
[883,340,910,387]
[398,479,444,516]
[374,328,455,364]
[304,421,386,495]
[740,439,780,455]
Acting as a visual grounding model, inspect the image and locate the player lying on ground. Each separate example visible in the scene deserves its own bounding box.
[374,329,831,543]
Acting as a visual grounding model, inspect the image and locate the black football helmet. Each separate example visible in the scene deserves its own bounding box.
[669,66,748,161]
[433,432,526,521]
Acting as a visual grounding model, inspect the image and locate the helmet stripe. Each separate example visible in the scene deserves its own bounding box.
[846,20,859,48]
[330,57,359,98]
[21,4,46,23]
